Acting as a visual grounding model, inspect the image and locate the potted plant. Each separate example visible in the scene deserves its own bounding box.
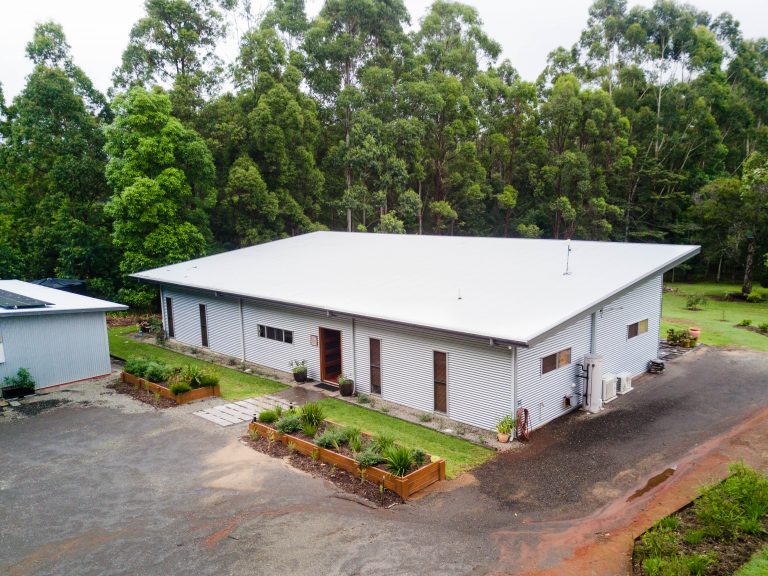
[496,414,515,443]
[688,327,701,340]
[289,360,308,383]
[2,367,36,400]
[338,374,354,396]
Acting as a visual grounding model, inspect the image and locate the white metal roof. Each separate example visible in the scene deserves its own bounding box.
[132,232,699,346]
[0,280,128,317]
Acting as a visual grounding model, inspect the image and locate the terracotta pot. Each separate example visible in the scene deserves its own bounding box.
[688,327,701,339]
[497,432,510,443]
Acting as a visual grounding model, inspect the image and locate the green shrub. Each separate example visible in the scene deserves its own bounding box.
[275,414,302,435]
[198,372,219,387]
[746,292,764,303]
[496,414,515,434]
[301,422,318,437]
[684,553,716,576]
[682,529,705,545]
[738,319,753,327]
[300,402,325,428]
[411,448,428,467]
[274,405,284,418]
[169,381,192,395]
[356,449,385,469]
[695,462,768,540]
[3,367,36,390]
[636,523,679,561]
[385,446,415,477]
[315,428,345,450]
[419,413,433,423]
[370,433,395,454]
[356,393,371,404]
[258,409,278,424]
[124,357,150,377]
[144,361,173,383]
[685,294,708,310]
[758,323,768,334]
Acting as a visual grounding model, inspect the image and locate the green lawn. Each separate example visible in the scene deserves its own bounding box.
[108,326,287,401]
[662,283,768,352]
[317,398,494,479]
[735,545,768,576]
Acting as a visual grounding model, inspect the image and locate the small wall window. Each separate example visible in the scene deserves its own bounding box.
[541,348,571,375]
[199,304,209,347]
[165,297,175,338]
[258,324,293,344]
[628,319,649,339]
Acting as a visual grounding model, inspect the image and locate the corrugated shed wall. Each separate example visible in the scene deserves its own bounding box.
[517,315,592,430]
[0,312,111,389]
[163,289,243,359]
[596,274,662,377]
[354,320,513,431]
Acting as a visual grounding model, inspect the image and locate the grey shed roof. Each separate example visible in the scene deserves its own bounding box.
[132,232,699,346]
[0,280,127,317]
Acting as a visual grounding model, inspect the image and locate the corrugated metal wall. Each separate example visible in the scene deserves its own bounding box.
[517,315,592,430]
[242,302,354,381]
[596,274,662,377]
[0,312,111,389]
[354,320,513,431]
[163,289,243,359]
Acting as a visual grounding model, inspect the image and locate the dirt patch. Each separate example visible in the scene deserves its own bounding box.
[107,314,160,328]
[14,398,71,416]
[106,380,176,409]
[241,434,402,508]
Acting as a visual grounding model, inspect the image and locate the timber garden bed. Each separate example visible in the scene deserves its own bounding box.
[247,405,446,501]
[121,372,220,405]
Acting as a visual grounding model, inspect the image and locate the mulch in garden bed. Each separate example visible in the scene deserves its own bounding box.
[632,503,768,576]
[241,433,403,508]
[735,324,768,337]
[107,379,176,409]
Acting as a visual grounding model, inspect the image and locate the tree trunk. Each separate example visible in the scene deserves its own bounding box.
[716,252,723,283]
[742,238,755,296]
[417,180,423,235]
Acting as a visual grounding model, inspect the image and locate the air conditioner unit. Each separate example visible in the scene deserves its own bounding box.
[616,371,633,394]
[602,373,617,403]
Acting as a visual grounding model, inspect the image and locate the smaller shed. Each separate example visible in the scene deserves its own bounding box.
[0,280,127,390]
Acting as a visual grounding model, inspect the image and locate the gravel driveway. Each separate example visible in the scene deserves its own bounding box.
[1,347,767,575]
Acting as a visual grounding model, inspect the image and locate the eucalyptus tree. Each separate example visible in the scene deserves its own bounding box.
[303,0,410,231]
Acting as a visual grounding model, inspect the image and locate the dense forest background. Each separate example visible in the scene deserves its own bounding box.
[1,0,767,306]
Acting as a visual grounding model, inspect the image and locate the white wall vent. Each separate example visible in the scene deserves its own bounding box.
[602,373,617,403]
[616,371,633,394]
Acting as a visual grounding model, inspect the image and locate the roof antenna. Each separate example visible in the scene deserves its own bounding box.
[457,288,462,300]
[563,238,573,276]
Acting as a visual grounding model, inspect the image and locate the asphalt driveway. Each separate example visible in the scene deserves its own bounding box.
[1,346,767,576]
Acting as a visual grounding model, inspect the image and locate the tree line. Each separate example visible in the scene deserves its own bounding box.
[1,0,767,306]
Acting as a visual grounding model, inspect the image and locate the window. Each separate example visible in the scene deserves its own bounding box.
[199,304,208,347]
[434,351,447,412]
[370,338,381,395]
[165,297,174,338]
[257,324,293,344]
[628,319,649,339]
[541,347,571,375]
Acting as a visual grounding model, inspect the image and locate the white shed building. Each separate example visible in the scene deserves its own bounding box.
[0,280,127,390]
[133,233,699,431]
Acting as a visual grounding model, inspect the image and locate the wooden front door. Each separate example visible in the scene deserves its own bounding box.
[434,351,447,412]
[370,338,381,395]
[319,328,342,383]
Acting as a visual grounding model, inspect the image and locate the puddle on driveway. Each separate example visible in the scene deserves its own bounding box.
[627,467,676,502]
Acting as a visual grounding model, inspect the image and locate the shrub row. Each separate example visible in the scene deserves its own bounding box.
[124,357,220,392]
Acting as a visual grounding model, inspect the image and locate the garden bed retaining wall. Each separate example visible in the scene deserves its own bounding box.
[121,372,220,405]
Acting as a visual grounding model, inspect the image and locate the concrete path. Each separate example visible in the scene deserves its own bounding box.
[193,395,292,427]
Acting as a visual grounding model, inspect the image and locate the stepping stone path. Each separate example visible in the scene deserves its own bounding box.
[193,394,294,427]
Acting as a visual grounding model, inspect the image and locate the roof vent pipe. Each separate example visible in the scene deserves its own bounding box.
[563,239,573,276]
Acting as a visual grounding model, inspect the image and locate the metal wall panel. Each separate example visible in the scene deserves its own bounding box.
[163,289,243,358]
[517,315,592,430]
[0,312,111,389]
[353,320,513,431]
[596,274,662,377]
[243,302,353,381]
